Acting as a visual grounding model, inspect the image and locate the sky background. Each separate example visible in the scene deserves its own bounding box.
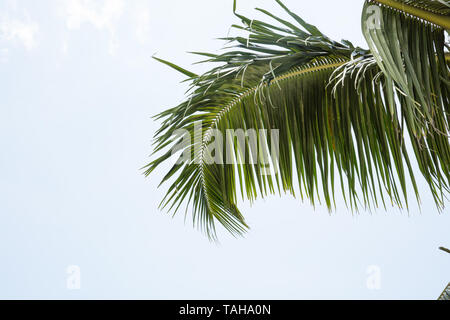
[0,0,449,299]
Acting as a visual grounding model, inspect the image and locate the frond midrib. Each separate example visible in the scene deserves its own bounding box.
[371,0,450,29]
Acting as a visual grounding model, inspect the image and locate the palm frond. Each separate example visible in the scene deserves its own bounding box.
[362,0,449,135]
[145,1,356,239]
[361,0,450,206]
[145,0,450,239]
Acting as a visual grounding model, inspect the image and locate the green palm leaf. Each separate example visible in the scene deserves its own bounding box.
[145,0,450,239]
[362,0,449,135]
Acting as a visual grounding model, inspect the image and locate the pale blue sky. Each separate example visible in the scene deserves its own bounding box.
[0,0,449,299]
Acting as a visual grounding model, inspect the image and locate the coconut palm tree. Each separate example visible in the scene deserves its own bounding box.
[145,0,450,240]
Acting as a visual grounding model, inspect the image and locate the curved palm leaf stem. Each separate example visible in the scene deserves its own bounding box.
[370,0,450,29]
[198,60,347,209]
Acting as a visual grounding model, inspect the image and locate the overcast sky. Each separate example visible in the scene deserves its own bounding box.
[0,0,449,299]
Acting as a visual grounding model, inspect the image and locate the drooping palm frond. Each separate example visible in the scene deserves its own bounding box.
[362,1,449,135]
[361,0,450,208]
[145,0,450,239]
[331,54,450,208]
[145,0,357,239]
